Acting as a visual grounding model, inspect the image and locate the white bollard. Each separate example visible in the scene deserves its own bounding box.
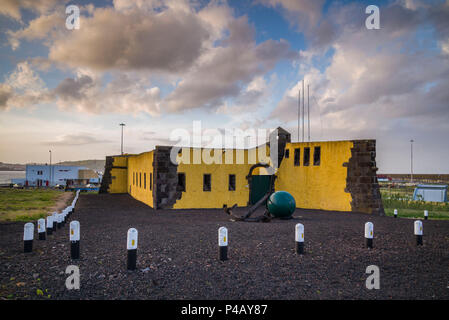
[394,209,398,218]
[38,218,46,240]
[61,210,66,226]
[365,222,374,248]
[70,221,80,259]
[52,212,57,232]
[23,222,34,252]
[295,223,304,254]
[57,212,62,229]
[424,210,428,220]
[127,228,138,270]
[46,215,53,235]
[218,227,228,261]
[414,220,423,246]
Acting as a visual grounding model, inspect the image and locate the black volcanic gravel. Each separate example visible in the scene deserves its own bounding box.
[1,193,448,300]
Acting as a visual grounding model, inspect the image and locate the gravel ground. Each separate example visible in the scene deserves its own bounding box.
[1,193,448,300]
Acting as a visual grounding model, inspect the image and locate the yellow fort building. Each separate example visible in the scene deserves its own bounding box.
[100,128,384,215]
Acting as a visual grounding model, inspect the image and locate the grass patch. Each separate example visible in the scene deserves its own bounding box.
[381,187,449,220]
[0,188,65,222]
[384,208,449,220]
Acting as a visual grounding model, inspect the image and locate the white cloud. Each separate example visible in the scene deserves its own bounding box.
[0,0,63,21]
[1,1,295,116]
[270,0,449,149]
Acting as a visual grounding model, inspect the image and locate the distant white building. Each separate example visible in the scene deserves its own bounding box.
[12,164,100,187]
[413,184,448,202]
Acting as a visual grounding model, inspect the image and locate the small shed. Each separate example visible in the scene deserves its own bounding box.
[413,184,448,202]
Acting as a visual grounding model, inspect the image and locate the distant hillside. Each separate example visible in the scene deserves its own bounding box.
[0,160,106,172]
[0,162,26,171]
[55,160,106,173]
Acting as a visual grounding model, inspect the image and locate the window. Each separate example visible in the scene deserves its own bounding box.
[37,170,43,175]
[229,174,236,191]
[133,172,135,185]
[303,147,310,166]
[178,173,186,192]
[139,172,142,187]
[294,148,300,166]
[150,173,153,191]
[144,173,146,189]
[313,146,321,166]
[285,149,290,158]
[203,174,211,191]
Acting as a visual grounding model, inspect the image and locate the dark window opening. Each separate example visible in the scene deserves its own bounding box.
[285,149,290,158]
[313,146,321,166]
[139,172,141,187]
[294,148,300,166]
[178,173,186,192]
[150,173,153,191]
[144,173,146,189]
[229,174,236,191]
[303,147,310,166]
[133,172,135,185]
[203,174,211,191]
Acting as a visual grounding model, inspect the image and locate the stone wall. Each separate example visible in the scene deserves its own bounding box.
[344,140,385,215]
[153,146,182,209]
[99,156,114,194]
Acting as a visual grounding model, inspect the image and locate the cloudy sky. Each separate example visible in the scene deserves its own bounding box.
[0,0,448,173]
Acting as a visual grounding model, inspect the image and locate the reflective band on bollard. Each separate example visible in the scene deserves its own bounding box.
[295,223,304,255]
[23,222,34,253]
[38,218,46,240]
[365,222,374,249]
[424,210,428,220]
[46,215,53,235]
[394,209,398,218]
[127,228,138,270]
[218,227,228,261]
[70,221,80,259]
[414,220,423,246]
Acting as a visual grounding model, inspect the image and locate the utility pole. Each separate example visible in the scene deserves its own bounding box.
[298,89,300,142]
[410,139,414,184]
[120,123,126,155]
[307,84,310,142]
[302,79,305,142]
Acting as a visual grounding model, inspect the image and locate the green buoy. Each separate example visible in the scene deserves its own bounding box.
[267,191,296,218]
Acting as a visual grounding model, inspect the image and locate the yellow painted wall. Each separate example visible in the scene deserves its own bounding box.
[108,141,355,212]
[275,141,353,212]
[127,151,154,208]
[173,147,271,209]
[108,156,128,194]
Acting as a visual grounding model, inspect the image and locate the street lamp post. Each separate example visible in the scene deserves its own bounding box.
[120,123,126,155]
[410,139,414,184]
